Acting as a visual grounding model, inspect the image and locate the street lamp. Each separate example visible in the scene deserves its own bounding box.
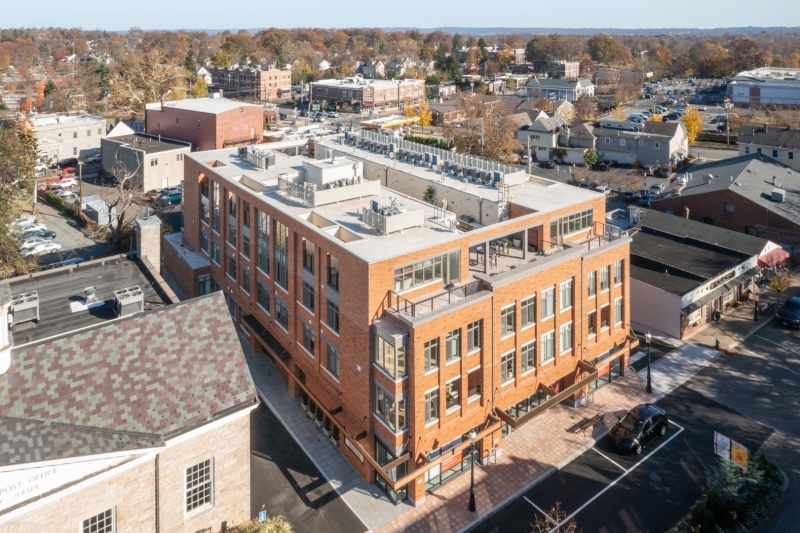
[645,331,653,394]
[468,430,477,513]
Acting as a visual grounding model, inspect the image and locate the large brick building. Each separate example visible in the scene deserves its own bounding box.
[650,154,800,261]
[311,75,426,113]
[165,133,637,506]
[145,96,264,152]
[209,65,292,101]
[0,251,258,532]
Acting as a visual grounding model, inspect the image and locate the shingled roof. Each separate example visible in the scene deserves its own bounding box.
[1,292,257,467]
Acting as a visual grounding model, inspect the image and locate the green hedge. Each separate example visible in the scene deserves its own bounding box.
[404,135,450,150]
[44,190,86,227]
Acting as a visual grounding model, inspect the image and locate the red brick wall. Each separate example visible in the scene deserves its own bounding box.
[146,106,263,151]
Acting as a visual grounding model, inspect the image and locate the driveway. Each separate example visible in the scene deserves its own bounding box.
[34,202,107,266]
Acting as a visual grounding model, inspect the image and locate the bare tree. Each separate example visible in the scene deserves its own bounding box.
[95,148,149,250]
[442,94,521,164]
[108,48,189,120]
[531,502,580,533]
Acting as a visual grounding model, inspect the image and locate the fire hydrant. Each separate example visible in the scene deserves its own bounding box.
[715,337,721,350]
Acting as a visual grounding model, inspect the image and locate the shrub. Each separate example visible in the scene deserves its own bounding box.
[238,516,294,533]
[404,135,450,150]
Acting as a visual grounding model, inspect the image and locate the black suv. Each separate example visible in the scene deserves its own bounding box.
[609,404,669,455]
[57,158,79,169]
[775,296,800,329]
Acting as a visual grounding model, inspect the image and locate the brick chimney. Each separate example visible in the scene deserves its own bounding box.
[135,213,162,273]
[683,206,690,219]
[0,285,12,374]
[763,123,769,133]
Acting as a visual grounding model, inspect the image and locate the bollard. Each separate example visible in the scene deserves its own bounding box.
[715,337,720,350]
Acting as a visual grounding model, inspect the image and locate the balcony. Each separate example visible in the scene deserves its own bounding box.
[386,280,490,320]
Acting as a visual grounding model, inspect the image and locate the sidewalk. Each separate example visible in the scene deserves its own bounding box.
[376,373,653,533]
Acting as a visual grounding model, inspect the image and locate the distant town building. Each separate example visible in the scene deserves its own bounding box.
[525,78,595,102]
[209,65,292,101]
[312,75,425,113]
[737,124,800,172]
[728,67,800,106]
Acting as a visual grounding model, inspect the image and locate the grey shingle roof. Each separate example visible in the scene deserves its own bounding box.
[2,292,257,466]
[738,125,800,150]
[651,153,800,223]
[642,121,682,137]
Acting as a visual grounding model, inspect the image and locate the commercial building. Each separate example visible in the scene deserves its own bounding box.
[728,67,800,106]
[650,153,800,261]
[145,96,264,151]
[311,75,426,113]
[166,131,636,506]
[627,209,777,339]
[737,124,800,172]
[101,126,191,191]
[531,60,581,79]
[32,112,106,165]
[525,78,595,102]
[0,246,258,532]
[209,65,292,101]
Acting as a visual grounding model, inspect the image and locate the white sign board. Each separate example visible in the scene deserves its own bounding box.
[344,438,364,463]
[714,431,731,459]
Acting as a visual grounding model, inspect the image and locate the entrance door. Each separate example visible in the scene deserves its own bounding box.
[162,177,168,188]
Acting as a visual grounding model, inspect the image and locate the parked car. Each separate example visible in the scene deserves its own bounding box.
[697,105,708,111]
[775,296,800,329]
[299,110,309,117]
[595,184,611,195]
[160,191,182,203]
[35,164,48,176]
[15,222,47,234]
[87,155,102,164]
[11,215,36,228]
[279,112,287,120]
[627,117,644,124]
[650,182,665,193]
[610,404,669,455]
[326,111,339,118]
[639,194,654,206]
[623,191,640,202]
[664,114,680,121]
[578,181,596,190]
[56,189,78,200]
[21,241,62,258]
[640,110,652,117]
[539,161,556,169]
[49,178,77,190]
[19,237,53,250]
[643,165,658,176]
[312,115,325,122]
[57,158,78,169]
[19,229,56,241]
[592,161,610,171]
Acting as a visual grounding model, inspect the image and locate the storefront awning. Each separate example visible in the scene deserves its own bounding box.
[682,266,760,315]
[758,247,790,268]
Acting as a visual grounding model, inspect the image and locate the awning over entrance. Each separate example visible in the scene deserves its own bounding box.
[682,266,760,315]
[496,360,599,429]
[758,247,790,268]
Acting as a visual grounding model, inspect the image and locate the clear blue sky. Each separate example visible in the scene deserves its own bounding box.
[3,0,798,30]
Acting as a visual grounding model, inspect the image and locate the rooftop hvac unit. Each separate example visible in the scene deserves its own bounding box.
[10,290,39,325]
[431,154,438,166]
[424,153,431,164]
[114,285,144,318]
[772,188,786,202]
[389,143,395,153]
[371,200,381,212]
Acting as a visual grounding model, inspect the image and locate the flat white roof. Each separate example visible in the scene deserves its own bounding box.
[145,97,262,115]
[314,77,424,91]
[33,113,105,127]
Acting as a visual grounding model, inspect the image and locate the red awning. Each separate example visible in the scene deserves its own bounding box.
[758,247,790,268]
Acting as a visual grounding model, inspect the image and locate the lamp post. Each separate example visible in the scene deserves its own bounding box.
[468,429,477,513]
[645,331,653,394]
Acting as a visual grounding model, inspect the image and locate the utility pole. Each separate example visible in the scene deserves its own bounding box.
[526,136,532,174]
[78,163,83,212]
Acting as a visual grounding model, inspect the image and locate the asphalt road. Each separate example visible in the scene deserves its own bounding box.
[250,403,367,533]
[468,320,799,533]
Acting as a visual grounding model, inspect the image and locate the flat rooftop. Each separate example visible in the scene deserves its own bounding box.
[146,97,262,115]
[314,76,424,90]
[105,133,190,154]
[34,113,105,127]
[4,255,168,346]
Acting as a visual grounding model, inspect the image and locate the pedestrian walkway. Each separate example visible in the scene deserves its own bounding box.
[376,373,653,533]
[240,339,412,532]
[643,343,718,395]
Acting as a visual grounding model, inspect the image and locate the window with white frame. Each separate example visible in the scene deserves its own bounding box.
[501,305,515,336]
[425,389,439,423]
[302,321,315,354]
[326,341,340,378]
[654,142,661,149]
[521,296,536,326]
[560,322,573,353]
[541,287,555,318]
[376,385,406,431]
[560,280,573,310]
[587,310,597,336]
[588,270,596,297]
[467,320,481,351]
[541,331,555,363]
[424,338,440,371]
[445,329,461,361]
[185,459,213,513]
[375,335,406,378]
[600,265,610,291]
[614,260,623,285]
[620,138,626,146]
[500,351,515,383]
[614,297,623,325]
[521,341,536,373]
[82,508,114,533]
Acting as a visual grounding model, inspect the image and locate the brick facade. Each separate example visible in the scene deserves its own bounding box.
[210,66,291,102]
[146,104,264,152]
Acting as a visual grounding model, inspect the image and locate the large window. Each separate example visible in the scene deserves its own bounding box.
[394,256,442,292]
[326,341,340,378]
[256,209,270,274]
[445,329,460,361]
[501,351,515,384]
[521,341,536,372]
[211,182,220,233]
[375,335,406,378]
[467,320,481,351]
[257,280,270,313]
[242,234,250,259]
[302,321,315,354]
[588,310,596,336]
[274,220,289,290]
[302,281,315,312]
[550,209,593,239]
[424,389,439,423]
[212,241,220,265]
[200,229,209,254]
[614,297,623,325]
[185,459,213,513]
[328,255,340,290]
[326,299,339,333]
[241,266,250,293]
[541,331,555,363]
[82,509,114,533]
[376,386,406,432]
[521,296,536,326]
[560,322,573,353]
[198,274,211,296]
[242,200,250,227]
[600,266,610,291]
[560,280,573,310]
[275,294,289,329]
[501,305,515,336]
[541,287,555,319]
[424,338,440,371]
[227,253,236,280]
[588,270,596,297]
[614,260,623,285]
[303,240,315,272]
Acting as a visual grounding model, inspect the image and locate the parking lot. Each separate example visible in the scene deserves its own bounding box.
[470,380,773,533]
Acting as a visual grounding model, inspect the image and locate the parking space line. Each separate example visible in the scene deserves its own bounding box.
[741,348,800,377]
[756,335,784,347]
[548,424,685,533]
[590,447,628,473]
[524,496,557,525]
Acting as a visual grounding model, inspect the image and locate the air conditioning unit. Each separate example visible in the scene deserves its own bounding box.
[114,285,144,318]
[10,290,39,325]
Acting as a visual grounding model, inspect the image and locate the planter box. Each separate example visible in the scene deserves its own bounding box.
[306,409,314,419]
[315,417,324,428]
[330,435,339,447]
[301,402,309,412]
[322,427,332,437]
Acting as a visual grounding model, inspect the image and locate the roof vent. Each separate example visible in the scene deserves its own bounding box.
[84,286,98,305]
[10,290,39,326]
[772,188,786,203]
[114,285,144,317]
